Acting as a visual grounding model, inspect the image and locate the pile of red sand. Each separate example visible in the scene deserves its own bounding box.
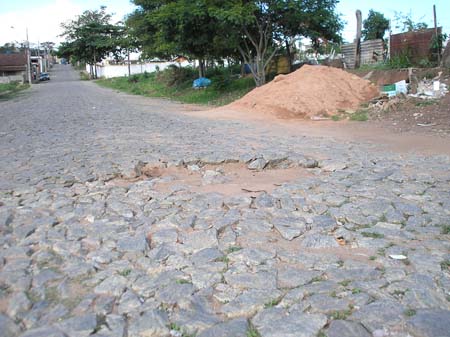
[228,65,380,119]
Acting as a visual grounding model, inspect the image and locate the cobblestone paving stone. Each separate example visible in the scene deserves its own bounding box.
[1,65,450,336]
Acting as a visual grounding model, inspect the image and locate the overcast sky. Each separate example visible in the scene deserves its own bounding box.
[1,0,449,46]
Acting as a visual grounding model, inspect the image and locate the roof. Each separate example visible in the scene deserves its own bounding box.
[0,53,27,72]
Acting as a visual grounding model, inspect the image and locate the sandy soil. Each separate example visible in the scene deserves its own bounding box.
[110,163,313,197]
[185,107,450,156]
[227,65,379,119]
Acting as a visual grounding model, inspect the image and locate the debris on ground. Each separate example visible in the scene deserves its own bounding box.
[381,80,408,97]
[409,79,448,99]
[368,88,450,134]
[227,65,379,119]
[368,70,450,131]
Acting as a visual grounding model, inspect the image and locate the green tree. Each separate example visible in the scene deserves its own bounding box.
[55,41,74,60]
[60,6,125,78]
[0,43,22,53]
[394,12,428,32]
[362,10,389,41]
[127,0,342,86]
[211,0,342,86]
[127,0,237,77]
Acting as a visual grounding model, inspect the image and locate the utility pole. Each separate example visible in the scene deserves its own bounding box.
[387,19,392,61]
[354,10,362,69]
[433,4,440,65]
[26,28,31,84]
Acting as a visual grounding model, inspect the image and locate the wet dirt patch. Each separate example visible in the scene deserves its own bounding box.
[107,162,315,197]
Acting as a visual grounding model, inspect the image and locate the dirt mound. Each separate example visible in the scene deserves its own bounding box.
[228,65,379,119]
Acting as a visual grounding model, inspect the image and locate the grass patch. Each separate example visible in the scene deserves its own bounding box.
[339,280,351,287]
[331,115,341,121]
[441,225,450,235]
[247,326,261,337]
[404,308,416,317]
[264,297,282,308]
[415,100,437,107]
[0,81,30,99]
[349,110,369,121]
[215,255,230,264]
[226,246,242,254]
[310,275,325,283]
[176,279,192,285]
[441,259,450,270]
[330,309,352,320]
[118,269,132,277]
[361,232,385,239]
[96,67,255,107]
[168,323,196,337]
[351,288,362,294]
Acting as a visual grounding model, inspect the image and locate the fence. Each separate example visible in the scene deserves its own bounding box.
[390,28,441,64]
[342,39,384,69]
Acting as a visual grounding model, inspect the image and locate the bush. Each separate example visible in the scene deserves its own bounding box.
[350,110,369,121]
[388,54,412,68]
[128,74,140,83]
[0,81,29,97]
[79,71,90,80]
[157,65,196,87]
[210,73,232,90]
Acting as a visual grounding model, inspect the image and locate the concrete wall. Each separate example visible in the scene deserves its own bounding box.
[0,74,25,84]
[88,61,190,79]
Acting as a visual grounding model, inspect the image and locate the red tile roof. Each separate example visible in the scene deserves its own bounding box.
[0,53,27,71]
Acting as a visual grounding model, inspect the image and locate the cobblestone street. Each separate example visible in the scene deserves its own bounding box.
[1,65,449,337]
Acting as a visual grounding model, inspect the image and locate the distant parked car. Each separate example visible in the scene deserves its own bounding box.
[39,73,50,81]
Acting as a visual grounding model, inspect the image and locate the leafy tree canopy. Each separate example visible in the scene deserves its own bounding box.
[59,6,125,76]
[128,0,342,86]
[394,12,428,32]
[362,9,389,41]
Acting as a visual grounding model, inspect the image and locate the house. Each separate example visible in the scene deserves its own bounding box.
[0,53,27,83]
[30,56,45,80]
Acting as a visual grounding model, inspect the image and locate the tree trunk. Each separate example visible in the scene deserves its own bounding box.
[354,10,362,69]
[255,53,265,86]
[198,59,205,78]
[127,49,131,77]
[285,39,292,73]
[93,49,97,79]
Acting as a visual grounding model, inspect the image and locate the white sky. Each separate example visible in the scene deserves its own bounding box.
[1,0,449,47]
[0,0,135,46]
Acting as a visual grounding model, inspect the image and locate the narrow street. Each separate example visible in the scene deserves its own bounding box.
[1,65,449,337]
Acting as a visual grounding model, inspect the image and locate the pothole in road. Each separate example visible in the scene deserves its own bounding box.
[107,159,317,196]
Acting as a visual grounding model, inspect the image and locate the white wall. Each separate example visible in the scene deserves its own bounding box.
[0,74,24,83]
[87,61,190,79]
